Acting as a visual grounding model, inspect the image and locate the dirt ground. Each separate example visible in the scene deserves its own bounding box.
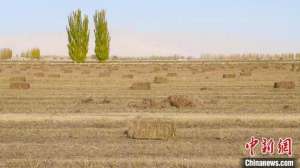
[0,61,299,168]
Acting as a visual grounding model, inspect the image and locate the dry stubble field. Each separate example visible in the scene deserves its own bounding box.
[0,61,299,168]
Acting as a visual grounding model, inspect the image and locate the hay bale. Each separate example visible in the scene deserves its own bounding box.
[167,95,195,108]
[122,74,134,79]
[34,72,44,77]
[223,74,236,79]
[126,117,176,140]
[274,81,295,89]
[81,97,93,104]
[152,67,160,73]
[63,69,72,73]
[153,76,168,84]
[9,76,26,82]
[166,73,177,77]
[130,82,151,90]
[9,82,30,89]
[99,71,111,78]
[48,74,60,78]
[240,71,252,77]
[81,70,90,74]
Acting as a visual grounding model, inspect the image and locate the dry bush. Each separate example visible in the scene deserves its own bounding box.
[130,82,151,90]
[167,95,195,108]
[274,81,295,89]
[122,74,134,79]
[10,82,30,89]
[9,76,26,82]
[153,76,168,84]
[166,73,177,77]
[128,98,167,109]
[48,74,60,78]
[222,74,236,79]
[126,117,176,140]
[33,72,44,77]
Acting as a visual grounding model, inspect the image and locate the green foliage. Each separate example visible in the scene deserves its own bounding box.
[94,10,110,62]
[0,48,13,59]
[67,9,89,63]
[21,48,40,59]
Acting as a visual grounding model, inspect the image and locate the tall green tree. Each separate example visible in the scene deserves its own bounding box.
[94,10,110,62]
[67,9,89,63]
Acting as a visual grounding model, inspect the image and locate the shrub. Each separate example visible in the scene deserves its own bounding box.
[0,48,12,59]
[67,9,89,63]
[94,10,110,62]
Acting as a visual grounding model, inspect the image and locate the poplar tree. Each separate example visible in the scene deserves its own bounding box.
[94,10,110,62]
[67,9,89,63]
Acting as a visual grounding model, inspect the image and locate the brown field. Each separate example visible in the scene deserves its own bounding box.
[0,61,299,168]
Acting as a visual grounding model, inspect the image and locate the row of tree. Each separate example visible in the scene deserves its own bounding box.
[67,9,110,63]
[0,48,40,60]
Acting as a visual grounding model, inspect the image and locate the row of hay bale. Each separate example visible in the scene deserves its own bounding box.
[223,70,252,79]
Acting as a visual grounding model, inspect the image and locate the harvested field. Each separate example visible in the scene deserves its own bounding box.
[0,61,299,168]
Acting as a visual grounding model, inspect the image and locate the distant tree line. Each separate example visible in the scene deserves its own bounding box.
[0,48,40,60]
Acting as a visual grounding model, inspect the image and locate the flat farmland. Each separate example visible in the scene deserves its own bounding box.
[0,61,299,168]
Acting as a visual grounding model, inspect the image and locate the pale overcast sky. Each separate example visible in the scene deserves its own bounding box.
[0,0,299,57]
